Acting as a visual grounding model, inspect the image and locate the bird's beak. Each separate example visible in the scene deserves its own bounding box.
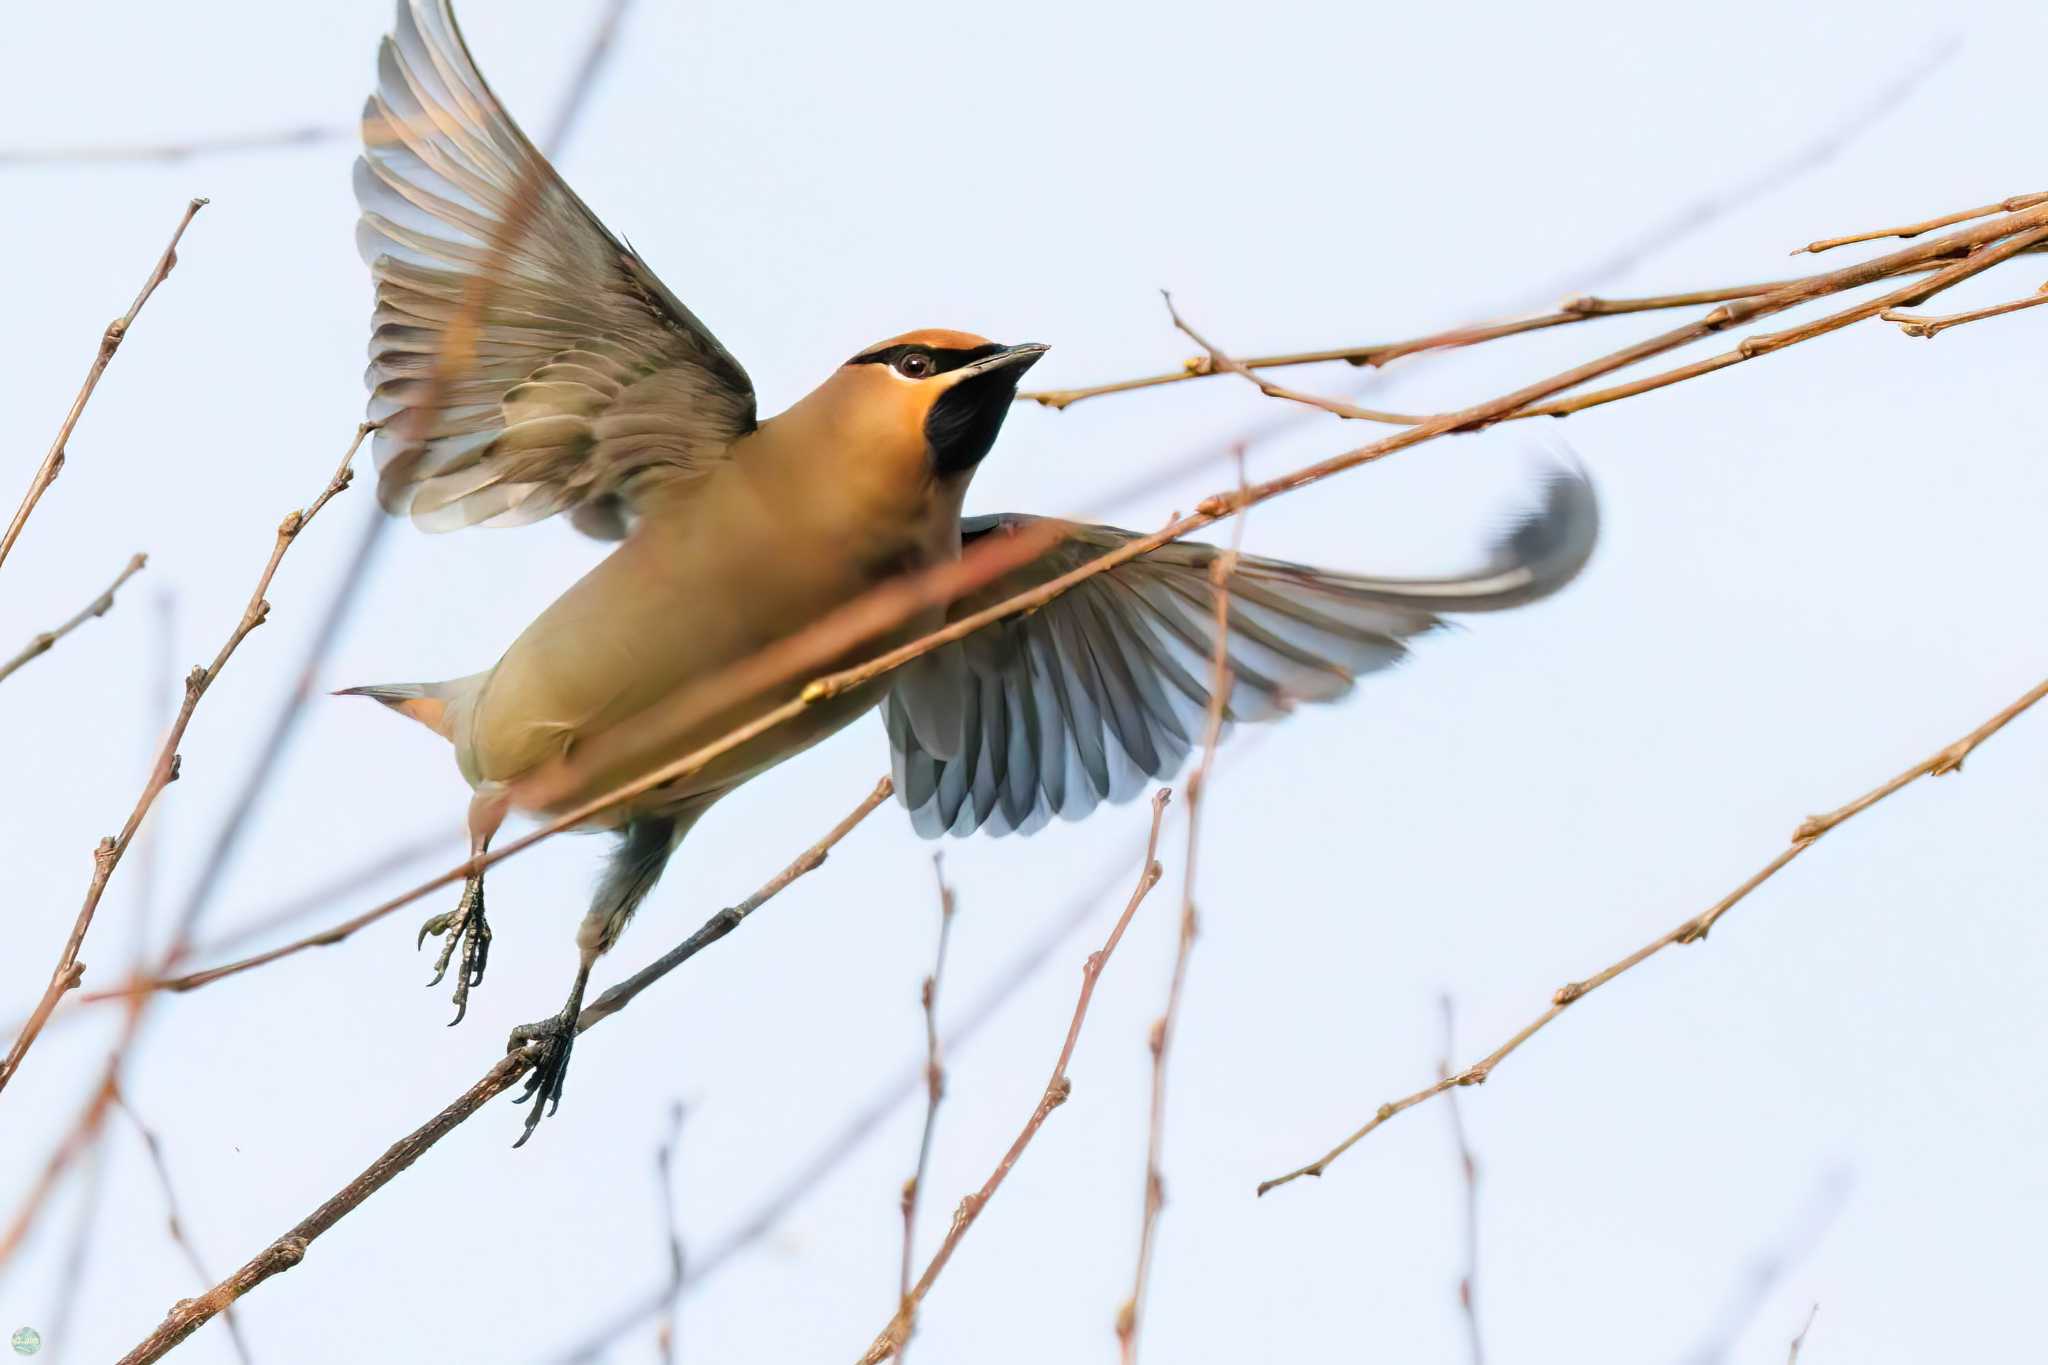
[945,342,1050,384]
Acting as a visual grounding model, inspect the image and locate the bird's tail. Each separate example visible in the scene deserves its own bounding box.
[334,676,478,739]
[1340,460,1600,614]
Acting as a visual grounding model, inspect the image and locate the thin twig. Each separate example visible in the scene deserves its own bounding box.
[863,790,1173,1365]
[1683,1171,1848,1365]
[546,827,1166,1363]
[44,1138,105,1365]
[1793,191,2048,254]
[113,1090,255,1365]
[160,0,639,996]
[0,427,364,1104]
[1438,997,1484,1365]
[653,1101,687,1365]
[1,199,204,576]
[1882,282,2048,337]
[1117,419,1242,1365]
[114,777,892,1364]
[1786,1304,1821,1363]
[142,192,2048,1019]
[1072,36,1968,510]
[1258,669,2048,1194]
[0,552,147,685]
[893,855,959,1364]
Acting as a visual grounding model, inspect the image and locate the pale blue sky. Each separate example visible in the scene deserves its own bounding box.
[3,2,2045,1361]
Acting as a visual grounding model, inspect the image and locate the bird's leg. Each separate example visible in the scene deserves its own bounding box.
[418,790,508,1026]
[503,813,686,1146]
[507,948,594,1148]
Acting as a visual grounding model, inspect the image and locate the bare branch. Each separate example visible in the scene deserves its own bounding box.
[124,192,2048,1029]
[1786,1304,1821,1363]
[1794,190,2048,255]
[160,0,645,988]
[1259,670,2048,1194]
[1438,998,1484,1365]
[0,428,364,1103]
[1117,440,1242,1365]
[1,199,204,576]
[114,1090,255,1365]
[653,1101,687,1365]
[0,125,344,166]
[114,776,892,1364]
[546,828,1164,1363]
[864,790,1173,1364]
[1883,282,2048,337]
[893,855,959,1363]
[0,551,147,686]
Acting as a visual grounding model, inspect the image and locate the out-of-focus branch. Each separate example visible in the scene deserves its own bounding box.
[0,126,345,166]
[1883,282,2048,337]
[547,806,1198,1363]
[114,776,890,1365]
[864,791,1172,1365]
[1786,1305,1821,1363]
[892,856,958,1364]
[0,428,364,1104]
[1,199,203,576]
[1683,1171,1848,1365]
[144,192,2048,1018]
[653,1101,687,1365]
[1259,669,2048,1195]
[1438,998,1483,1365]
[114,1090,255,1365]
[542,0,637,158]
[1794,191,2048,255]
[0,552,146,685]
[1117,435,1241,1365]
[160,0,642,999]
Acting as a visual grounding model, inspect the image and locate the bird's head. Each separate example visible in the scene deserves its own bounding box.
[802,329,1048,482]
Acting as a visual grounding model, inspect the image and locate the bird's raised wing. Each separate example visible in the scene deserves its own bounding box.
[356,0,755,537]
[881,468,1599,837]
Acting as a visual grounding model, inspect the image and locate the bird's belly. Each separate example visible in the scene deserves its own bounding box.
[467,523,942,823]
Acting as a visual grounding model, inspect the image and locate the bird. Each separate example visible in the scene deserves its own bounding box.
[340,0,1600,1147]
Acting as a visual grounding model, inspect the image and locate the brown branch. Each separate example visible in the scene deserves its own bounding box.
[1438,998,1484,1365]
[863,790,1173,1365]
[0,198,204,576]
[159,0,640,997]
[892,855,959,1363]
[1882,282,2048,337]
[135,192,2048,1017]
[1510,223,2048,420]
[1793,190,2048,255]
[114,1090,255,1365]
[546,826,1165,1363]
[0,426,365,1103]
[0,551,147,686]
[114,776,891,1365]
[1258,668,2048,1194]
[1117,431,1242,1365]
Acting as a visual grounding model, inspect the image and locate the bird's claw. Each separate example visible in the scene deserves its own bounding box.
[418,875,490,1026]
[507,1010,577,1148]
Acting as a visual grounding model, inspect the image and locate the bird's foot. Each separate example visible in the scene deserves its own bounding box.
[418,874,490,1025]
[507,1007,578,1148]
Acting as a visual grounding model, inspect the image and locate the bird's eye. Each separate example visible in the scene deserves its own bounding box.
[895,350,935,379]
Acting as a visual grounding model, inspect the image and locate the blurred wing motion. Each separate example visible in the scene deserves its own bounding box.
[883,466,1598,837]
[356,0,755,537]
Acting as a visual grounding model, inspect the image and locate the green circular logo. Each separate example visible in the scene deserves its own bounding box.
[9,1327,39,1357]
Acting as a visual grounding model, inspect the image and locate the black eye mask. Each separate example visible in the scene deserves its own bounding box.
[847,342,1005,374]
